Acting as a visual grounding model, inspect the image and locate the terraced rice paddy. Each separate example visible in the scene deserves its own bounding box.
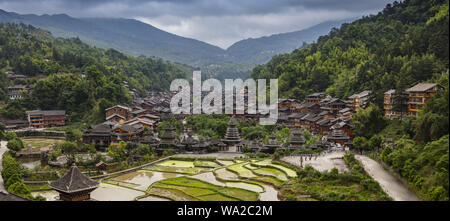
[216,160,235,166]
[193,160,220,168]
[143,165,207,174]
[148,187,199,201]
[253,159,297,178]
[269,165,297,178]
[107,170,180,191]
[225,182,264,192]
[214,168,239,180]
[251,175,285,187]
[157,160,195,168]
[148,177,259,201]
[253,167,288,181]
[90,183,144,201]
[227,163,257,178]
[244,164,259,170]
[93,157,298,201]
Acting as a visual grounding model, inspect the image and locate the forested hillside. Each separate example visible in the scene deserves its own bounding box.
[251,0,449,201]
[0,23,188,123]
[251,0,449,104]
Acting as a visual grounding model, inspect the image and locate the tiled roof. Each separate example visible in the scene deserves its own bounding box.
[26,110,66,116]
[339,108,352,113]
[50,164,98,193]
[384,89,396,95]
[106,113,126,120]
[406,83,443,92]
[105,105,131,111]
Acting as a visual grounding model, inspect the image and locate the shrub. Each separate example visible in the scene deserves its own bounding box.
[7,182,32,199]
[5,173,22,188]
[206,145,219,153]
[5,132,18,141]
[6,138,24,152]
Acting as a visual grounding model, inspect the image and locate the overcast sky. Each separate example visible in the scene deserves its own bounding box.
[0,0,395,48]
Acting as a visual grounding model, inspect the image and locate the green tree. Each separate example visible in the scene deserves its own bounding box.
[60,141,78,156]
[368,135,383,151]
[7,182,32,199]
[6,138,24,152]
[352,103,388,138]
[66,129,82,143]
[352,136,368,154]
[107,141,128,162]
[5,132,18,141]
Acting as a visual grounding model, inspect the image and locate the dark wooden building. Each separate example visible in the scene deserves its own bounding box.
[26,110,67,128]
[50,164,99,201]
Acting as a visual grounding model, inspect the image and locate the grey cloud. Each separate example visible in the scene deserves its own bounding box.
[0,0,394,18]
[0,0,395,48]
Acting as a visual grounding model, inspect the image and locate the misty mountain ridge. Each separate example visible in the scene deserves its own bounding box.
[0,9,355,77]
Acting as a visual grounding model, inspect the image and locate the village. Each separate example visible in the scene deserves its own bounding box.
[2,70,445,154]
[0,70,444,202]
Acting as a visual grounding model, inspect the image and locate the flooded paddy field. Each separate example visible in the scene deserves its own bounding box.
[31,190,59,201]
[157,160,195,168]
[253,167,288,181]
[93,157,297,201]
[107,170,181,191]
[90,183,143,201]
[216,160,235,166]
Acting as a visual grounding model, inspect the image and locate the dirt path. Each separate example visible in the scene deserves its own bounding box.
[355,155,419,201]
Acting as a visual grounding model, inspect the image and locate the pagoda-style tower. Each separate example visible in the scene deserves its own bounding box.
[50,163,98,201]
[263,132,281,153]
[288,128,306,149]
[222,117,241,146]
[159,125,177,146]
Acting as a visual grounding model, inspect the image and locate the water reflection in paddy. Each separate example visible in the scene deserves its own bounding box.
[191,172,264,194]
[96,159,280,201]
[109,171,181,191]
[31,190,59,201]
[214,168,239,180]
[90,183,143,201]
[190,172,224,186]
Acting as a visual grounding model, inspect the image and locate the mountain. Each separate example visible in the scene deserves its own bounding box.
[226,18,356,65]
[0,9,226,66]
[0,9,352,71]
